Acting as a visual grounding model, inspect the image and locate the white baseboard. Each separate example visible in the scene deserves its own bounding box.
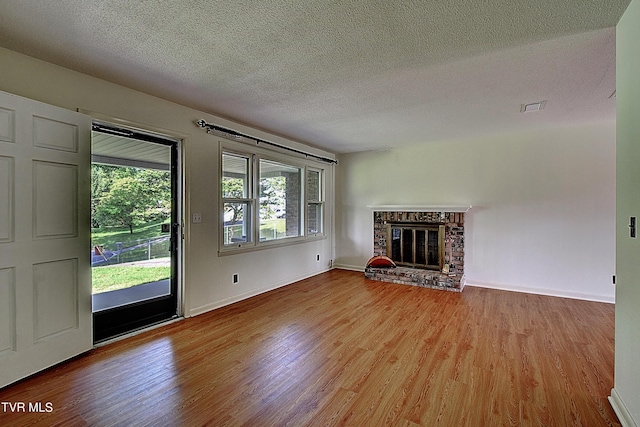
[335,268,614,303]
[189,269,614,316]
[465,280,615,304]
[334,264,364,272]
[336,268,614,303]
[609,388,637,427]
[188,268,331,317]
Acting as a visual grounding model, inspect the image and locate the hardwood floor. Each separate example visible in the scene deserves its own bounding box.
[0,269,618,426]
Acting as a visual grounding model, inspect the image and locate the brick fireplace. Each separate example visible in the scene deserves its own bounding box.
[365,207,468,292]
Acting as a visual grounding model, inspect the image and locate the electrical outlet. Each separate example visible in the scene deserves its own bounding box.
[192,213,202,223]
[233,273,239,284]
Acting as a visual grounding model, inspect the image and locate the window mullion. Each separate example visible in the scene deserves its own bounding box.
[252,154,260,245]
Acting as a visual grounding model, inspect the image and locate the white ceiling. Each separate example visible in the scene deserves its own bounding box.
[0,1,629,153]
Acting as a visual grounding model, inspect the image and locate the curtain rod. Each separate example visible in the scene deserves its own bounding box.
[195,119,338,165]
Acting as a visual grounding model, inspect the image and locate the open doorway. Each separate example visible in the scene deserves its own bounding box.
[91,122,180,342]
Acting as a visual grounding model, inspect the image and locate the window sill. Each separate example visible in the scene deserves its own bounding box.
[219,234,327,256]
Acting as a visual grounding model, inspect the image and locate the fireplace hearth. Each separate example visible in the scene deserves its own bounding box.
[365,208,467,292]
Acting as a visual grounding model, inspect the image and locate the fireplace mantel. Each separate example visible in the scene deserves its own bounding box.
[367,205,471,213]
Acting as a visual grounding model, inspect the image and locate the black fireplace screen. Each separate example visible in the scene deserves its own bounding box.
[387,224,444,270]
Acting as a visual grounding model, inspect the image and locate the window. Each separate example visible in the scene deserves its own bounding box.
[222,152,252,246]
[221,143,326,252]
[306,168,323,235]
[259,159,302,241]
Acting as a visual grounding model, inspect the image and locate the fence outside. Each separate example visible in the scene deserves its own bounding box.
[92,235,170,266]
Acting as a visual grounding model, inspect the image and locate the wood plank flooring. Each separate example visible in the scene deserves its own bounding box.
[0,269,618,426]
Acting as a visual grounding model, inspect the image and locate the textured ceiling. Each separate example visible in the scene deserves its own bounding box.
[0,0,630,153]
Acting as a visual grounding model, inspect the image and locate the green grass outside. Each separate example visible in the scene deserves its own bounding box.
[260,218,286,239]
[91,219,169,247]
[92,266,171,294]
[91,218,282,293]
[225,218,287,243]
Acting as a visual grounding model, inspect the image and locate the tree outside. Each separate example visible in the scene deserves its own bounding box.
[92,165,170,234]
[221,172,288,242]
[91,164,172,294]
[259,175,286,220]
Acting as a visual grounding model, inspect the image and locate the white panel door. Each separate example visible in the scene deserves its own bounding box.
[0,90,92,388]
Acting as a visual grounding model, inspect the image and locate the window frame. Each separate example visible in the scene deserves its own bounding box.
[221,150,255,249]
[219,140,327,254]
[306,167,324,237]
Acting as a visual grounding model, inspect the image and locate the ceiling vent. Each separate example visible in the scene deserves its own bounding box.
[520,101,547,113]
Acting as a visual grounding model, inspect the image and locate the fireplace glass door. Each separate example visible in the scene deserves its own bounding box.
[388,224,444,270]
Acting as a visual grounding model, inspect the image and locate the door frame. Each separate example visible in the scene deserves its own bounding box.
[89,118,184,342]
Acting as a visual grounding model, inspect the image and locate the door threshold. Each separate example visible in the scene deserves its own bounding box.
[92,279,172,312]
[93,316,183,347]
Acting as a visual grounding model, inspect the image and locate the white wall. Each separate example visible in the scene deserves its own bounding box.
[335,122,616,302]
[612,0,640,424]
[0,47,335,317]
